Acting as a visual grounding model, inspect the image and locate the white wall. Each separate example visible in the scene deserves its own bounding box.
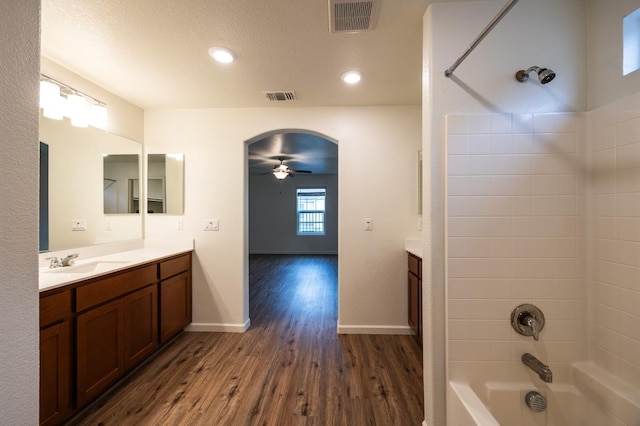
[423,1,587,424]
[587,0,640,109]
[249,174,338,255]
[588,88,640,391]
[446,111,586,386]
[0,0,40,422]
[41,57,144,143]
[144,106,422,333]
[585,0,640,394]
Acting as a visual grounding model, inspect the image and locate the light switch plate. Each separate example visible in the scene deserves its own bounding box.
[364,218,372,231]
[204,219,219,231]
[71,219,87,231]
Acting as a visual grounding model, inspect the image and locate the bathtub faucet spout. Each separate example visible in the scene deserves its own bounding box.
[522,353,553,383]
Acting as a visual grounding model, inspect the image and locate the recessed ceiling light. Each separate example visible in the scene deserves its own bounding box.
[209,47,236,64]
[342,71,363,84]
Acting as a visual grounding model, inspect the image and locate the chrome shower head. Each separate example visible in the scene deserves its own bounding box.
[516,66,556,84]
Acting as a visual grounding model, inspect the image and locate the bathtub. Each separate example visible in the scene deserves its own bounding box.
[448,362,640,425]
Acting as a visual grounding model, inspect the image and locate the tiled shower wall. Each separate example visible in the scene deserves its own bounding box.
[590,92,640,390]
[446,112,586,386]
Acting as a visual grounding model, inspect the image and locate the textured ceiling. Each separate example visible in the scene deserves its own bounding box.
[41,0,437,109]
[40,0,474,173]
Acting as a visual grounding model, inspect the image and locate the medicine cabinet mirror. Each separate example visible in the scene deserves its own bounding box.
[103,154,141,214]
[146,154,185,215]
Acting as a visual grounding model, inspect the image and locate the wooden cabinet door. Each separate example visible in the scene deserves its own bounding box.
[40,321,70,426]
[76,299,124,407]
[124,285,159,369]
[417,277,423,344]
[160,271,191,344]
[408,271,420,338]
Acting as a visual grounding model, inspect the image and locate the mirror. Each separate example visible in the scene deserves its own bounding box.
[39,117,143,252]
[103,155,141,214]
[147,154,185,214]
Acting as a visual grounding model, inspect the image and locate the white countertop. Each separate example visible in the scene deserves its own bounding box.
[39,239,193,292]
[405,239,422,258]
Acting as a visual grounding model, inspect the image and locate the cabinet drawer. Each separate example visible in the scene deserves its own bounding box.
[408,253,422,277]
[76,265,157,312]
[159,253,191,280]
[40,291,71,328]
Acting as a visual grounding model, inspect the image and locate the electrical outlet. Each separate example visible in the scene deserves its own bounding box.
[71,219,87,231]
[204,219,219,231]
[177,219,184,230]
[364,218,372,231]
[106,220,112,231]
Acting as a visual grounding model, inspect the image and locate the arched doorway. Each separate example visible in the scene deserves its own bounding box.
[245,129,338,325]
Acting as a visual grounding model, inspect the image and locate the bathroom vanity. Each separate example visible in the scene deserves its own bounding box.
[39,246,192,426]
[407,251,422,345]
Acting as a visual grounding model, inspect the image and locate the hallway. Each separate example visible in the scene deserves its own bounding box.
[70,255,424,425]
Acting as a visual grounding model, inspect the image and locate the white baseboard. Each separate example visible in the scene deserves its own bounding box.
[336,323,413,335]
[186,319,250,333]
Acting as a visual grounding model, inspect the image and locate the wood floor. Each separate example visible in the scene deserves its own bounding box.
[69,255,424,426]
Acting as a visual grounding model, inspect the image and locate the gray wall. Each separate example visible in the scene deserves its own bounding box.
[249,174,338,254]
[1,0,40,422]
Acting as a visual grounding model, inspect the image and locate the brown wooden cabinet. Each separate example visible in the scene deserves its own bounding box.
[124,284,159,369]
[40,250,192,425]
[159,253,192,344]
[39,290,71,426]
[407,253,422,345]
[76,297,125,407]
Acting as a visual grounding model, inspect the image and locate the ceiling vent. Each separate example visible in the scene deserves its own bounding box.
[329,0,380,33]
[263,91,297,102]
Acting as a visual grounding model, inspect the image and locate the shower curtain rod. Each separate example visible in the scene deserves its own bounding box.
[444,0,520,78]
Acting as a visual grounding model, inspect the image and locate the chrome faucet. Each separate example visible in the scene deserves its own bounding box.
[522,353,553,383]
[511,304,545,341]
[46,256,62,268]
[522,314,541,341]
[61,253,79,266]
[46,253,79,268]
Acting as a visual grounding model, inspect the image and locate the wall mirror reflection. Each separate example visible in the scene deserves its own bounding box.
[103,154,141,214]
[147,154,185,214]
[39,117,143,252]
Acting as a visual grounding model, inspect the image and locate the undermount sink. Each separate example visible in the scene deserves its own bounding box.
[44,260,129,274]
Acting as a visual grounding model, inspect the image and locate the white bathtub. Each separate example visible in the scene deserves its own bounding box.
[448,363,640,425]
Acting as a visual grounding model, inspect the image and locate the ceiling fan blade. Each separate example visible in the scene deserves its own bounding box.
[289,169,312,174]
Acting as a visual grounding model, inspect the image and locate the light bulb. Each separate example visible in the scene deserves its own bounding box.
[67,94,89,127]
[209,47,236,64]
[342,71,363,84]
[89,104,108,129]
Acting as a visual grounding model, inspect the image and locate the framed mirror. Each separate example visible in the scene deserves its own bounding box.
[147,154,184,214]
[39,117,143,252]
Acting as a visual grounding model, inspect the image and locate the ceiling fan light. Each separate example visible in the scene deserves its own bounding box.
[273,170,288,179]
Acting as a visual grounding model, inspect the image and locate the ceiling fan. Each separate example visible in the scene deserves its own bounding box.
[272,157,311,180]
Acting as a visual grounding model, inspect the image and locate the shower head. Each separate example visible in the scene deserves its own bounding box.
[516,66,556,84]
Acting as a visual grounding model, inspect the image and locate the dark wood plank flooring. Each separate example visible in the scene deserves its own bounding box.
[69,255,424,425]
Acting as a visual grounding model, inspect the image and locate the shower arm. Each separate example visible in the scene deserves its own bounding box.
[444,0,520,78]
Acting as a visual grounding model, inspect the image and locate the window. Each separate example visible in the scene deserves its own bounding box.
[623,7,640,75]
[297,188,326,235]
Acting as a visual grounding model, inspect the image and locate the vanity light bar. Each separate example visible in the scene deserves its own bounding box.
[39,74,108,129]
